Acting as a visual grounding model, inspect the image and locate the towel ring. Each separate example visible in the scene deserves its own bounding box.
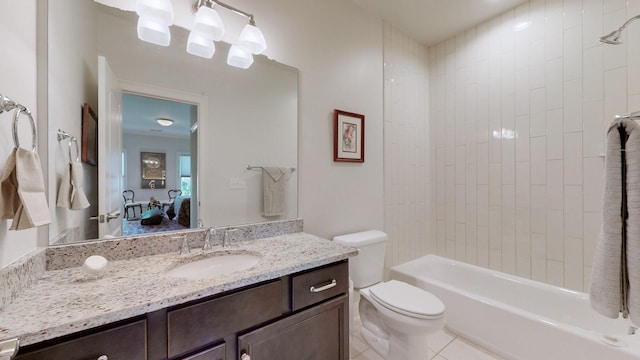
[13,107,37,152]
[69,137,80,163]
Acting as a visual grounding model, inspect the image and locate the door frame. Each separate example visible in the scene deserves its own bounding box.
[119,80,208,228]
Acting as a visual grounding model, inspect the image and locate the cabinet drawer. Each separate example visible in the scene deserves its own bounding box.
[16,319,146,360]
[291,261,348,311]
[180,342,225,360]
[167,280,283,358]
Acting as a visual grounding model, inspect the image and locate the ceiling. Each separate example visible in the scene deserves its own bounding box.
[352,0,527,46]
[122,93,195,139]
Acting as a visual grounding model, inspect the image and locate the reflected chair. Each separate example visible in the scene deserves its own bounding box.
[162,189,182,211]
[123,190,143,220]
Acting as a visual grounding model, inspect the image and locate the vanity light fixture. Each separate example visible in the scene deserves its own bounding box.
[136,0,175,47]
[190,0,267,68]
[156,118,174,127]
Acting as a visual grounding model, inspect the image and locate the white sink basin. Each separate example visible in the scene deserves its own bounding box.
[165,252,261,280]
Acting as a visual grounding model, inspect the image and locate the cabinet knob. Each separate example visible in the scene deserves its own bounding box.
[97,356,108,360]
[240,353,251,360]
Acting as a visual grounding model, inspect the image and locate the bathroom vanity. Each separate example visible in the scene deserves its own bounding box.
[0,227,356,360]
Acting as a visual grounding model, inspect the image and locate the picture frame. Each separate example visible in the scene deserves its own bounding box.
[141,152,166,189]
[334,109,365,162]
[81,103,98,166]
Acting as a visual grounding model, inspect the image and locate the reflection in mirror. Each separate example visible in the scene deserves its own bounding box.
[47,1,298,245]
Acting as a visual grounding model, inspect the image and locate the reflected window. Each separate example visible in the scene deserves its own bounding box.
[179,154,191,196]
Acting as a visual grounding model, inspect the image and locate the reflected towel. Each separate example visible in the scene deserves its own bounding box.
[57,162,90,210]
[0,148,52,230]
[262,167,292,217]
[590,118,640,325]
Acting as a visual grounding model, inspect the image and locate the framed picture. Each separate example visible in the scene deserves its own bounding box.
[81,103,98,166]
[141,152,166,189]
[334,109,365,162]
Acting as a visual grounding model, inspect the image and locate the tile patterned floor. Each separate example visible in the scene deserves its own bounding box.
[350,293,505,360]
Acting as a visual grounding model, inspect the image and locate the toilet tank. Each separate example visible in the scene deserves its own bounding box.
[333,230,388,289]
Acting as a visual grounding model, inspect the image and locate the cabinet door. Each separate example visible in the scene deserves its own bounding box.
[15,319,146,360]
[238,295,348,360]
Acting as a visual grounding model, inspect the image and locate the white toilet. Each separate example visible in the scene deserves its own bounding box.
[334,230,445,360]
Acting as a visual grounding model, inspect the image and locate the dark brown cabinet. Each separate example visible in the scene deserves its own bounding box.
[15,319,147,360]
[238,295,348,360]
[16,261,349,360]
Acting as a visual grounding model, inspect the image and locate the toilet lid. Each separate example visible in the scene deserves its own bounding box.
[369,280,445,319]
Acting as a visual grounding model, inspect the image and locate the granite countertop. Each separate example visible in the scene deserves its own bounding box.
[0,232,357,347]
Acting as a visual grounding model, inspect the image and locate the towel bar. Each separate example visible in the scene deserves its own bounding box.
[247,165,296,171]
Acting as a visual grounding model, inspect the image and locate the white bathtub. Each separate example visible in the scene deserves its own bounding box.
[390,254,640,360]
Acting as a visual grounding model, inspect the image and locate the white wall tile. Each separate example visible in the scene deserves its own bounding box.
[583,0,604,49]
[546,58,564,110]
[531,137,547,184]
[603,9,627,71]
[583,101,605,157]
[546,160,564,210]
[583,157,604,212]
[516,162,531,208]
[530,88,547,136]
[564,132,583,185]
[547,209,564,261]
[564,185,583,238]
[564,26,583,81]
[563,79,583,132]
[422,0,636,292]
[546,109,564,159]
[604,67,628,120]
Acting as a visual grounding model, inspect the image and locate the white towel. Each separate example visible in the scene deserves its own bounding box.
[590,118,640,325]
[0,148,52,230]
[262,167,292,217]
[57,162,90,210]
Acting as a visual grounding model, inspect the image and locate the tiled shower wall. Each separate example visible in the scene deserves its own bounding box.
[429,0,640,291]
[383,24,434,272]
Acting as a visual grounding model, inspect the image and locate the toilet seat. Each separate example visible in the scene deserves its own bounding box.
[369,280,445,320]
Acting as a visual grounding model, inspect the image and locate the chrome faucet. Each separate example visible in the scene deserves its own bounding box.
[203,228,214,251]
[223,228,238,247]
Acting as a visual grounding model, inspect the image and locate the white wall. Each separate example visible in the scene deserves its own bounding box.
[234,0,385,239]
[122,133,190,203]
[47,0,99,242]
[430,0,640,291]
[0,0,42,267]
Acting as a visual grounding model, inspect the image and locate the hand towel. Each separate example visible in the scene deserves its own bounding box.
[0,148,52,230]
[590,118,640,325]
[262,167,292,217]
[57,162,90,210]
[0,149,19,219]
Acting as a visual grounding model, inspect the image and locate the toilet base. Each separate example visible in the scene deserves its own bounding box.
[386,331,430,360]
[361,325,389,358]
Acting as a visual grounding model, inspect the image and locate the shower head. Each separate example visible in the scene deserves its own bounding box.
[600,29,622,45]
[601,14,640,45]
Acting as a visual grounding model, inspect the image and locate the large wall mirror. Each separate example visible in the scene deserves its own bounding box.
[47,0,298,245]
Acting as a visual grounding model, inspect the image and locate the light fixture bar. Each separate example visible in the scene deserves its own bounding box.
[194,0,256,25]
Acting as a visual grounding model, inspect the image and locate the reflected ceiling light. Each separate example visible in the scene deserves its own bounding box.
[189,0,267,68]
[136,0,174,47]
[238,23,267,55]
[187,31,216,58]
[513,21,530,32]
[192,5,225,41]
[156,118,174,127]
[227,44,254,69]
